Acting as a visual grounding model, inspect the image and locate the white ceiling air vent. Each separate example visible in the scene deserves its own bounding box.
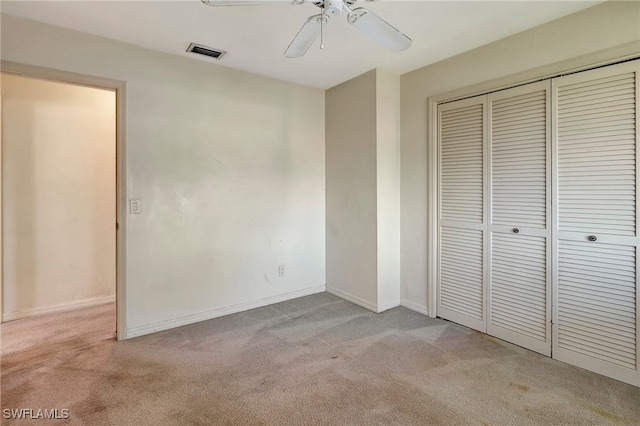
[187,43,227,60]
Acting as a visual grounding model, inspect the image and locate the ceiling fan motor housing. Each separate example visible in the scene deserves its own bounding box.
[325,0,343,16]
[314,0,344,16]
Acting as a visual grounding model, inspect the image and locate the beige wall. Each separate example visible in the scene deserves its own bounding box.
[326,70,379,308]
[400,1,640,314]
[1,13,326,337]
[375,70,401,310]
[2,74,116,320]
[325,69,400,312]
[3,1,637,332]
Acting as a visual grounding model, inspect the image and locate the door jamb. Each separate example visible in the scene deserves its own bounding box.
[0,61,128,340]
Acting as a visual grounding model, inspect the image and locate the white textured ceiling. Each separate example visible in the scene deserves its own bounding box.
[0,0,602,89]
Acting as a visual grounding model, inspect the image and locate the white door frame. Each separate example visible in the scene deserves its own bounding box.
[0,61,128,340]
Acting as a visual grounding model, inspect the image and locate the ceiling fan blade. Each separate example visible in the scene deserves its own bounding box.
[347,7,411,52]
[202,0,303,6]
[285,14,328,58]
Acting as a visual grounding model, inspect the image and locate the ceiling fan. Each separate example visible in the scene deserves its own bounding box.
[201,0,412,58]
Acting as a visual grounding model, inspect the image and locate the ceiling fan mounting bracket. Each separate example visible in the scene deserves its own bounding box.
[312,0,357,8]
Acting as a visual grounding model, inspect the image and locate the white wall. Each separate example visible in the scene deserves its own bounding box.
[2,74,116,321]
[400,1,640,314]
[326,70,379,309]
[375,71,401,310]
[325,69,400,312]
[1,14,326,337]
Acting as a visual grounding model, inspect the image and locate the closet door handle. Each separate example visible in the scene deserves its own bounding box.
[588,235,598,242]
[512,228,520,234]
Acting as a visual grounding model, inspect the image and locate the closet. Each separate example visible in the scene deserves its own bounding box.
[436,60,639,386]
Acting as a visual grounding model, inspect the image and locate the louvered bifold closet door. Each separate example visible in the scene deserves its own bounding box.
[553,61,640,386]
[438,96,487,332]
[487,82,552,356]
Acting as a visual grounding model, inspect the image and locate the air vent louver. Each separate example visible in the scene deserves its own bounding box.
[187,43,226,60]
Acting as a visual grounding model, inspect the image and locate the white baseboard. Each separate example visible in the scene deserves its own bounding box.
[326,287,399,313]
[400,299,431,317]
[125,284,326,339]
[377,299,400,313]
[326,286,379,313]
[2,295,116,322]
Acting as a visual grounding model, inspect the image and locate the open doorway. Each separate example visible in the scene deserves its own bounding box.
[1,71,120,339]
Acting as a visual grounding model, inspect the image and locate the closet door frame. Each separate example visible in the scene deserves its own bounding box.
[427,46,639,320]
[427,49,640,387]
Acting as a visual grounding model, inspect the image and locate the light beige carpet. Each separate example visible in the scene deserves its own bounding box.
[2,293,639,425]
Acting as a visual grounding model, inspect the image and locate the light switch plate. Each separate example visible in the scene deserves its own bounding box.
[130,199,141,214]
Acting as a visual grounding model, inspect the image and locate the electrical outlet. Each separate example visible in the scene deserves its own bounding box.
[278,265,285,277]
